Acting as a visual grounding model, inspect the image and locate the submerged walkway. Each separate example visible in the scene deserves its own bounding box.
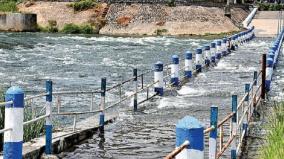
[60,39,272,158]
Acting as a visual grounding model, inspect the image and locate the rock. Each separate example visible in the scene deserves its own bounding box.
[24,1,34,8]
[116,16,132,26]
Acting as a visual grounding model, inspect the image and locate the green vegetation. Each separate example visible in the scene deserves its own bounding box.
[155,29,168,36]
[62,23,94,34]
[38,20,59,33]
[257,2,284,11]
[260,102,284,159]
[68,0,97,11]
[167,0,176,7]
[0,0,18,12]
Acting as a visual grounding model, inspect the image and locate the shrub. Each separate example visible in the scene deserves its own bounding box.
[167,0,176,7]
[0,1,17,12]
[68,0,97,11]
[61,23,94,34]
[155,29,168,36]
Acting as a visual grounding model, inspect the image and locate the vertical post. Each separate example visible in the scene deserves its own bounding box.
[253,71,258,86]
[184,51,192,78]
[265,58,274,92]
[216,40,222,60]
[4,86,25,159]
[171,55,179,86]
[209,106,218,159]
[176,116,204,159]
[261,54,266,99]
[222,38,227,56]
[196,48,202,72]
[211,42,216,63]
[204,45,211,67]
[231,95,237,159]
[243,84,250,136]
[133,68,138,112]
[154,61,164,96]
[100,78,106,134]
[45,80,53,154]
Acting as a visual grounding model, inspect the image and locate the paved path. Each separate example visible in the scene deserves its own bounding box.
[252,11,281,38]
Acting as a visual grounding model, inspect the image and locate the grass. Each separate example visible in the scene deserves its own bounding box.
[0,0,18,12]
[61,23,94,34]
[68,0,97,11]
[260,102,284,159]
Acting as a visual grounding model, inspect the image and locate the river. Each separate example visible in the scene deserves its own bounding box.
[0,33,274,158]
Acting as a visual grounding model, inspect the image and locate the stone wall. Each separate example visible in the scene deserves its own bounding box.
[0,13,37,32]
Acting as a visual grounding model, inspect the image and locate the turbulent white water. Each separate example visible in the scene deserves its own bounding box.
[0,33,275,159]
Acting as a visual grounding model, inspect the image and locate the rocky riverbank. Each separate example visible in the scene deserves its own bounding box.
[100,4,249,36]
[16,2,249,36]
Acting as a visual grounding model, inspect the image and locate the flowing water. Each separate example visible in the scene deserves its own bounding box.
[0,33,275,159]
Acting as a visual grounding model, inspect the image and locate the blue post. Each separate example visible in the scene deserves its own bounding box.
[45,80,53,154]
[253,71,258,86]
[133,68,138,112]
[171,55,179,86]
[154,61,163,96]
[100,78,106,134]
[216,40,222,60]
[196,48,202,72]
[4,86,25,159]
[209,106,218,159]
[210,42,216,63]
[222,38,227,56]
[204,45,210,67]
[231,95,237,159]
[265,58,274,92]
[176,116,204,159]
[243,84,250,136]
[184,51,192,78]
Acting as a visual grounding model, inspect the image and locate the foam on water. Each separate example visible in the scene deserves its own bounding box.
[177,86,207,96]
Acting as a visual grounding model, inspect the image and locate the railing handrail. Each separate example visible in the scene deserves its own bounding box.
[164,140,189,159]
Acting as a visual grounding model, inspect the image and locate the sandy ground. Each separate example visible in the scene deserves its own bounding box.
[100,4,249,36]
[18,2,106,30]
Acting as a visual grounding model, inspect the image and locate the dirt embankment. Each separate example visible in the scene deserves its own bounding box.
[17,2,249,36]
[100,4,249,36]
[17,2,107,31]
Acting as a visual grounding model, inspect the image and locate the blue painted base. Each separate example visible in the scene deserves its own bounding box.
[216,53,221,60]
[231,150,237,159]
[205,59,210,66]
[265,80,271,92]
[222,51,227,56]
[154,87,163,96]
[4,142,23,159]
[242,123,248,136]
[45,125,53,154]
[211,56,216,63]
[196,64,202,73]
[171,77,179,86]
[184,71,192,78]
[99,113,105,134]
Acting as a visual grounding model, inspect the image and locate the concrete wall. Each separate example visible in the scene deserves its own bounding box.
[0,13,37,32]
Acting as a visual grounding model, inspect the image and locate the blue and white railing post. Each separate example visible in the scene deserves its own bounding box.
[171,55,179,86]
[196,48,202,72]
[243,84,250,136]
[45,80,53,154]
[184,51,192,78]
[100,77,106,134]
[204,45,210,67]
[154,61,164,96]
[222,38,227,56]
[265,58,274,92]
[133,68,138,112]
[209,106,218,159]
[210,42,216,63]
[4,86,25,159]
[231,95,238,159]
[216,40,222,61]
[176,116,204,159]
